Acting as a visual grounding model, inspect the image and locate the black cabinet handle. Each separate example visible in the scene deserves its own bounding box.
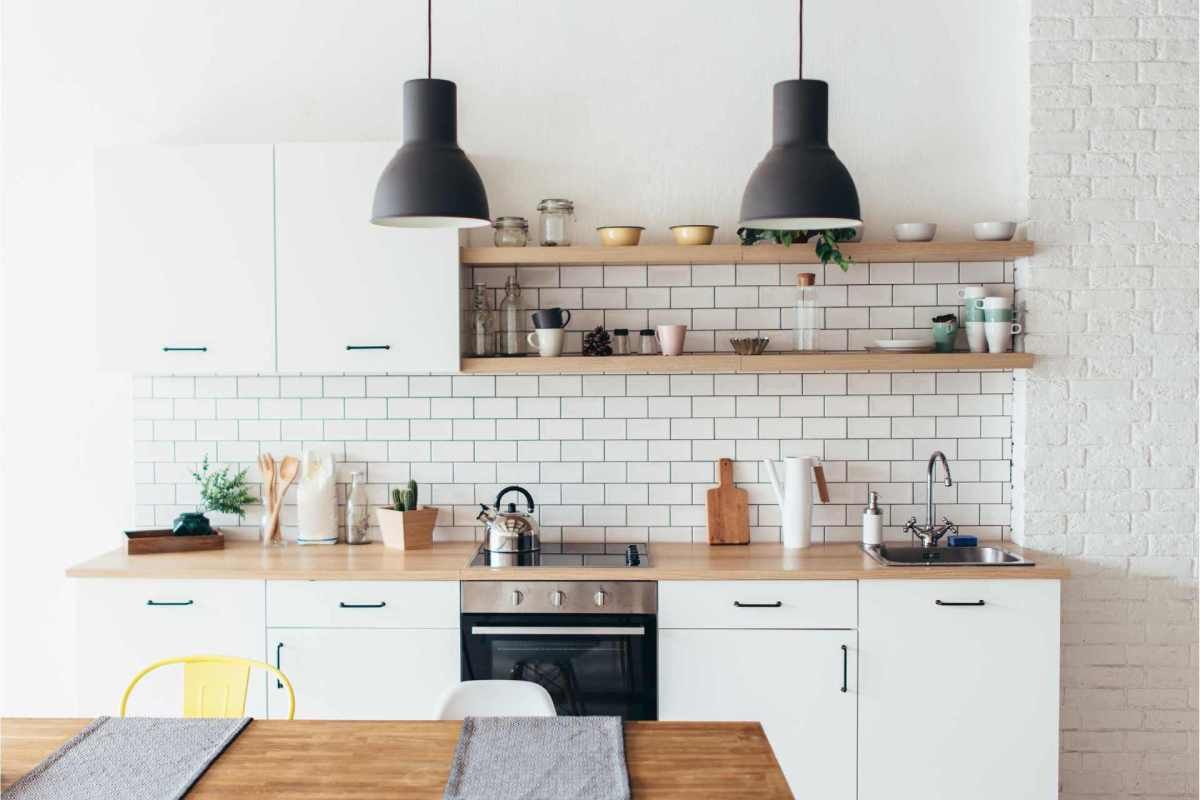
[162,346,207,352]
[840,644,848,693]
[733,601,783,608]
[275,642,284,689]
[146,599,193,607]
[339,601,387,609]
[345,345,391,351]
[935,599,986,607]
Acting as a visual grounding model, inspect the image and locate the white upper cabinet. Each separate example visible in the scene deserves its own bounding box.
[94,145,276,373]
[274,143,460,373]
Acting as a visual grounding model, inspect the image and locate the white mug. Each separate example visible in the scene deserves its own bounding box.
[957,285,986,300]
[984,321,1022,353]
[965,321,987,353]
[526,328,564,357]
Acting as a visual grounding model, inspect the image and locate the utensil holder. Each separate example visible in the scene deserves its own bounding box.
[376,506,438,550]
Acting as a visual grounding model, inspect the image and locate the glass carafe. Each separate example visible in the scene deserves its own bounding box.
[345,471,370,545]
[497,276,524,356]
[470,284,496,357]
[794,272,819,351]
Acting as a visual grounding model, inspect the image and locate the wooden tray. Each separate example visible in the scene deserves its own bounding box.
[125,529,225,555]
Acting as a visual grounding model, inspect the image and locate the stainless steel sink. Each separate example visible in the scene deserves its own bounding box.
[865,543,1034,567]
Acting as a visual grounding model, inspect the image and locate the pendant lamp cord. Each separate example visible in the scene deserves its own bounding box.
[426,0,432,78]
[797,0,803,78]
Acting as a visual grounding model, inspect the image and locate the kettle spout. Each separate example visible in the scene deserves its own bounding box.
[762,459,787,510]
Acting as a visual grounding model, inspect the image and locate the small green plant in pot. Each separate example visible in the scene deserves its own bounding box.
[376,480,437,550]
[737,227,858,272]
[175,456,255,535]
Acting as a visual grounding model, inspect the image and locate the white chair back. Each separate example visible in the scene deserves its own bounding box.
[434,680,557,720]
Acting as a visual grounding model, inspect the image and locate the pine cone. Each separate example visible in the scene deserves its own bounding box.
[582,326,613,356]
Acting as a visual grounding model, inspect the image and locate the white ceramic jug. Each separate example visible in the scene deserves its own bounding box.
[763,456,817,550]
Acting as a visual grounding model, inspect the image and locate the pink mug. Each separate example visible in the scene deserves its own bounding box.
[655,324,687,356]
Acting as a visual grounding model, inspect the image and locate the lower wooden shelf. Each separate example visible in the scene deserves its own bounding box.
[459,352,1035,374]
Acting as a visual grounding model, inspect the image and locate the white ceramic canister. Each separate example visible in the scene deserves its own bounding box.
[297,449,338,544]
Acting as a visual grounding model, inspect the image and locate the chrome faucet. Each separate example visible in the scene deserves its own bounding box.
[904,450,958,547]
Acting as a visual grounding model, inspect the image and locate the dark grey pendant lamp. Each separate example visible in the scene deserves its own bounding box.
[739,0,861,231]
[371,0,490,228]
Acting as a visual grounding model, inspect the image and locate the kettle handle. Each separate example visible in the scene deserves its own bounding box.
[494,485,535,513]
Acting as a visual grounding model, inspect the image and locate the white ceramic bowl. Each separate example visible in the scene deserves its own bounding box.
[973,221,1017,241]
[893,223,937,242]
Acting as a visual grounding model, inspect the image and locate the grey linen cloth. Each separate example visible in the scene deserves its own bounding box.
[5,716,251,800]
[443,716,631,800]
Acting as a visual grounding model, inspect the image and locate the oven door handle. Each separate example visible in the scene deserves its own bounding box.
[470,626,645,636]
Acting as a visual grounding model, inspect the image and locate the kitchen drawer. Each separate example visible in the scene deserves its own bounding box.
[659,580,856,629]
[267,580,458,628]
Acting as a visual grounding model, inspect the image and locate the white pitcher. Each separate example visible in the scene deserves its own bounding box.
[763,456,817,550]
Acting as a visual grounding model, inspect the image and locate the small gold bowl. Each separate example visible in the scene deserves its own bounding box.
[730,337,770,355]
[597,226,644,246]
[670,224,718,246]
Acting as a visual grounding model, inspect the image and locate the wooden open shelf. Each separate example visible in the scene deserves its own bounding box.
[459,352,1035,374]
[461,241,1035,267]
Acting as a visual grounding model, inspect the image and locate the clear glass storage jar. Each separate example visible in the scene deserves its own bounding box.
[537,199,575,247]
[493,216,529,248]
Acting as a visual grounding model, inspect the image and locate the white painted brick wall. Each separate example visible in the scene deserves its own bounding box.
[1017,0,1198,796]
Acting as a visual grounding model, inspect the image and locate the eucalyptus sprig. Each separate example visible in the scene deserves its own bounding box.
[191,455,256,518]
[736,226,857,272]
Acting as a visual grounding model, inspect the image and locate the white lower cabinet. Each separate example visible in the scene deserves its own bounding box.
[76,579,266,717]
[266,628,459,720]
[858,579,1061,800]
[658,581,858,798]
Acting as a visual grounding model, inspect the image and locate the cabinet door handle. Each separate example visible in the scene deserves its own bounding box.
[146,599,193,607]
[162,346,207,352]
[275,642,284,689]
[345,345,391,351]
[733,601,782,608]
[840,644,848,693]
[935,599,986,607]
[339,601,387,609]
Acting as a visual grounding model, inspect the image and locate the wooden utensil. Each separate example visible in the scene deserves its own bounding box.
[706,458,750,545]
[266,456,299,540]
[813,464,830,503]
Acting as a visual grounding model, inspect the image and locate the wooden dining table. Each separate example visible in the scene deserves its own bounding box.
[2,717,792,798]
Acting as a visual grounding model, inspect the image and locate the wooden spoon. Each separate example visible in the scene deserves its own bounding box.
[258,454,277,537]
[267,455,300,540]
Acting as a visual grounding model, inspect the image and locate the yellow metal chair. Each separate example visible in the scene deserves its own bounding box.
[120,655,296,720]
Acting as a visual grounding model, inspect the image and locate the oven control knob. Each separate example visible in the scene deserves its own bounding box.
[593,590,608,608]
[550,590,565,608]
[510,590,523,607]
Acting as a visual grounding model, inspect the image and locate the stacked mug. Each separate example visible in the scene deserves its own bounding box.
[959,287,1021,353]
[527,307,571,357]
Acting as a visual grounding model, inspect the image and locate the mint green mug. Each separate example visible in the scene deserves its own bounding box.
[983,308,1014,322]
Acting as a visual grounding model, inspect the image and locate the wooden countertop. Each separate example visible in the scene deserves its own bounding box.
[1,718,792,799]
[67,540,1068,580]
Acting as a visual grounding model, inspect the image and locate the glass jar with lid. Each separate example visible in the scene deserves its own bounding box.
[537,199,575,247]
[493,216,529,248]
[469,284,496,357]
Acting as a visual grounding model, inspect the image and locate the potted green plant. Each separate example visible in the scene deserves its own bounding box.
[174,456,255,536]
[375,480,437,550]
[736,227,858,272]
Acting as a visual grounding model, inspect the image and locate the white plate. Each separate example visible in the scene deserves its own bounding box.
[874,338,934,350]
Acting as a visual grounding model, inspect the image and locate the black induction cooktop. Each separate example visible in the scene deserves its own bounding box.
[469,542,650,568]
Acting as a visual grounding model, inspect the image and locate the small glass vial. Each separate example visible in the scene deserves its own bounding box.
[638,328,656,355]
[497,276,524,356]
[470,284,496,357]
[794,272,819,351]
[537,199,575,246]
[612,328,630,355]
[493,216,528,247]
[345,471,370,545]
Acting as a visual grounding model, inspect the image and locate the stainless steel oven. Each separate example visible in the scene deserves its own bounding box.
[460,581,657,720]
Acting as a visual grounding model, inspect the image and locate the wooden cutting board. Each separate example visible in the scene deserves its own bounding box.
[706,458,750,545]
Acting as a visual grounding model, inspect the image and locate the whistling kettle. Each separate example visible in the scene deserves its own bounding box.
[477,486,539,553]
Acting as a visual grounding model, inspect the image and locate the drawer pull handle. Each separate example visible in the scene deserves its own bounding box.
[162,346,207,352]
[339,601,387,609]
[935,599,986,607]
[146,599,194,607]
[345,345,391,351]
[275,642,284,689]
[733,601,782,608]
[840,644,848,693]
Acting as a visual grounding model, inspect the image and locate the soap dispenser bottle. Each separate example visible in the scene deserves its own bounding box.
[862,491,882,547]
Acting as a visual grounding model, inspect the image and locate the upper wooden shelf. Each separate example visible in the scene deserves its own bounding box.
[460,352,1035,374]
[460,241,1035,267]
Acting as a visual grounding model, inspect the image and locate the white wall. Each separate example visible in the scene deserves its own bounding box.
[1,0,1028,715]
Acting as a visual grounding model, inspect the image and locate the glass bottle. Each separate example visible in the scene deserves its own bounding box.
[497,276,524,356]
[493,217,528,247]
[345,471,370,545]
[470,284,496,357]
[793,272,819,351]
[536,199,575,246]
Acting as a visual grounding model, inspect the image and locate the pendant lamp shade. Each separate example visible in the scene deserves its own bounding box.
[371,78,490,228]
[738,79,861,231]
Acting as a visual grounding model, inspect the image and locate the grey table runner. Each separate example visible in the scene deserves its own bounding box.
[443,716,631,800]
[6,716,251,800]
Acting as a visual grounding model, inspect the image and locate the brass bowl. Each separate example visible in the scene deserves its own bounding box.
[597,226,644,246]
[730,337,770,355]
[670,224,718,246]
